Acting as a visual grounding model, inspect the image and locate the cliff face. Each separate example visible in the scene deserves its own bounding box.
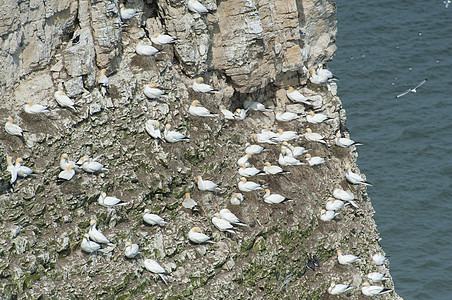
[0,0,396,298]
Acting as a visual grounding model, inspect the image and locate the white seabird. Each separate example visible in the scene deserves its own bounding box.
[24,100,49,114]
[263,162,288,175]
[219,209,246,226]
[189,100,218,117]
[143,259,169,284]
[54,91,77,112]
[211,213,235,233]
[245,143,265,155]
[234,108,248,120]
[273,129,300,142]
[144,83,166,99]
[367,272,388,282]
[305,153,326,166]
[192,77,218,93]
[333,188,358,208]
[58,165,75,181]
[145,120,162,140]
[281,142,309,157]
[325,197,345,211]
[5,117,24,137]
[278,148,304,166]
[320,209,339,221]
[97,69,109,88]
[98,192,127,208]
[308,68,329,85]
[136,42,161,56]
[306,111,331,124]
[345,164,372,186]
[143,209,167,226]
[237,153,251,167]
[124,241,140,258]
[275,108,301,122]
[372,253,388,266]
[119,3,140,20]
[361,282,392,296]
[77,156,108,173]
[151,33,177,45]
[89,219,113,245]
[337,250,359,265]
[263,189,291,204]
[238,177,263,192]
[335,132,362,148]
[238,164,263,177]
[328,282,354,295]
[243,98,270,111]
[14,158,34,178]
[60,153,78,171]
[230,193,244,205]
[395,79,427,98]
[195,175,220,191]
[188,227,214,244]
[316,64,335,80]
[6,156,18,185]
[252,133,277,145]
[188,0,210,13]
[182,192,198,210]
[164,124,189,143]
[81,233,102,253]
[304,128,327,144]
[219,106,236,120]
[286,86,313,105]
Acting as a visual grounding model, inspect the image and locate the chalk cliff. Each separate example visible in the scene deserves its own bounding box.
[0,0,397,298]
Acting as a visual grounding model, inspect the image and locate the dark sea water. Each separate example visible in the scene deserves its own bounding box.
[330,1,452,299]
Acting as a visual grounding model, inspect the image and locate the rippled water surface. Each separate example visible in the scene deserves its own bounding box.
[330,1,452,299]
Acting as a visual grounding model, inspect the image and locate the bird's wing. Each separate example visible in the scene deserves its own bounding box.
[413,78,427,89]
[395,89,410,98]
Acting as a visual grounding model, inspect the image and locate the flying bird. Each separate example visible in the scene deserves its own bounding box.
[395,79,427,98]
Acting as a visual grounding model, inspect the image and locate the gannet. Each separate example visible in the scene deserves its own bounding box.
[320,209,339,221]
[230,193,244,205]
[372,253,388,265]
[219,209,246,226]
[5,117,24,137]
[275,108,301,122]
[151,33,177,45]
[144,83,166,99]
[143,259,169,284]
[306,111,332,124]
[345,164,372,186]
[81,233,102,253]
[245,143,265,155]
[24,101,49,114]
[281,142,308,157]
[234,108,247,120]
[192,77,218,93]
[316,64,335,80]
[445,0,451,8]
[143,209,167,225]
[305,153,326,166]
[119,3,140,20]
[164,124,189,143]
[335,132,362,148]
[195,176,220,191]
[333,188,358,208]
[54,91,77,112]
[243,98,270,111]
[220,107,236,120]
[286,86,312,105]
[237,153,251,167]
[6,156,17,185]
[308,68,328,84]
[89,219,112,245]
[278,148,304,166]
[124,241,140,258]
[136,42,161,56]
[326,197,345,211]
[182,193,198,210]
[60,153,78,171]
[97,69,109,88]
[304,128,326,144]
[14,158,34,178]
[188,0,209,13]
[252,133,277,144]
[361,282,392,296]
[238,164,263,177]
[395,79,427,98]
[78,156,108,173]
[189,100,218,117]
[274,129,300,142]
[367,272,388,282]
[328,282,354,295]
[211,213,235,233]
[98,192,127,208]
[145,120,162,140]
[58,165,75,181]
[337,250,359,265]
[263,162,288,175]
[261,125,278,140]
[263,189,291,204]
[238,177,263,192]
[188,227,214,244]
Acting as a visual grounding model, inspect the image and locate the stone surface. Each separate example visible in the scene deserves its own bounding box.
[0,0,398,299]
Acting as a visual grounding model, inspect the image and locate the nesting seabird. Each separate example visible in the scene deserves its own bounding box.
[328,282,354,295]
[219,209,247,226]
[144,83,166,99]
[24,101,49,114]
[5,117,24,137]
[263,189,291,204]
[145,120,163,140]
[211,213,235,233]
[238,177,263,192]
[345,164,372,186]
[195,176,220,191]
[286,86,312,105]
[189,100,218,117]
[337,250,359,265]
[188,227,214,244]
[163,124,189,143]
[305,153,326,166]
[188,0,210,13]
[320,209,339,221]
[361,282,392,296]
[192,77,218,93]
[151,33,177,45]
[143,209,167,226]
[98,192,127,208]
[124,242,140,258]
[58,165,75,182]
[54,91,78,112]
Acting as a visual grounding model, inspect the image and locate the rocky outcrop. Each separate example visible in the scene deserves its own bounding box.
[0,0,397,298]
